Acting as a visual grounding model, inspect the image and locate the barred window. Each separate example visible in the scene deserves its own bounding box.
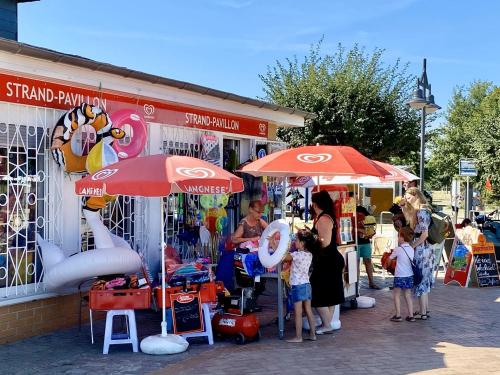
[0,103,59,298]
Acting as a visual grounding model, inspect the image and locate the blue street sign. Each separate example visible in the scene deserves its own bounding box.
[459,159,477,177]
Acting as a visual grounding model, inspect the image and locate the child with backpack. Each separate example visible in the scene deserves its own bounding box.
[389,226,416,322]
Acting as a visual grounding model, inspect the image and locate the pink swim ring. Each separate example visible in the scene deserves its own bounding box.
[110,109,147,159]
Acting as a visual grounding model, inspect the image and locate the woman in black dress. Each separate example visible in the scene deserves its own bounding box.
[310,190,345,334]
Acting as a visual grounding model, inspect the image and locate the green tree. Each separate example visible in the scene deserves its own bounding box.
[470,88,500,201]
[259,42,420,162]
[427,81,498,199]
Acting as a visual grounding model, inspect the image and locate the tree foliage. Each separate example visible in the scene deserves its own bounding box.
[427,81,500,201]
[259,42,420,162]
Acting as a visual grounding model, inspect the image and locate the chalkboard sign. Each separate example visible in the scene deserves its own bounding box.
[170,292,204,334]
[473,253,500,287]
[472,235,500,288]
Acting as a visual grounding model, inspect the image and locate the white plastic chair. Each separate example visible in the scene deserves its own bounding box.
[181,303,214,345]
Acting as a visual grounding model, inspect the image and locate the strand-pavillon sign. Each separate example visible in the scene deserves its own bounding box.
[0,72,268,138]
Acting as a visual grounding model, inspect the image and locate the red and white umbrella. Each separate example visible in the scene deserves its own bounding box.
[289,160,419,188]
[239,145,389,178]
[373,161,419,182]
[75,154,243,197]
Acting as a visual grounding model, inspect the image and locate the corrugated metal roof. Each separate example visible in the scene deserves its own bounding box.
[0,37,316,120]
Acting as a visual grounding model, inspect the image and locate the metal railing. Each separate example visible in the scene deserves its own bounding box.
[378,211,394,234]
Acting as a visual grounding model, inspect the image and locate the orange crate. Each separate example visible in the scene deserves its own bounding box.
[89,287,151,310]
[155,281,223,308]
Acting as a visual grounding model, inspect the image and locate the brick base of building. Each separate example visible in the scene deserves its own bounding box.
[0,293,103,344]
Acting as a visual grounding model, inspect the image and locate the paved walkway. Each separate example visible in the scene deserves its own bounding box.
[1,272,499,374]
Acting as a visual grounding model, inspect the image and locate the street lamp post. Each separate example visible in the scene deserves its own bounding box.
[407,59,441,191]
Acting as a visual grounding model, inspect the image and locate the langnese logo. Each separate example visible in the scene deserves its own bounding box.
[143,104,155,116]
[176,294,194,303]
[296,153,332,163]
[175,167,215,178]
[91,169,118,180]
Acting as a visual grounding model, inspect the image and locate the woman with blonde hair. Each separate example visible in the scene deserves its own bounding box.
[401,187,433,320]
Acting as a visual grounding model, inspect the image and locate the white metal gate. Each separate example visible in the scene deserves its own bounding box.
[160,126,203,260]
[0,103,63,298]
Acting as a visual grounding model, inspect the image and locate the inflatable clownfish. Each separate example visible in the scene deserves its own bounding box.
[50,103,124,174]
[82,128,126,211]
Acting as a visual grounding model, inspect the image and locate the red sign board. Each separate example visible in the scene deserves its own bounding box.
[444,227,481,287]
[0,71,268,138]
[444,238,473,287]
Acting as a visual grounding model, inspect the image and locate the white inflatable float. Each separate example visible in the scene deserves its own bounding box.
[258,219,290,268]
[38,209,142,291]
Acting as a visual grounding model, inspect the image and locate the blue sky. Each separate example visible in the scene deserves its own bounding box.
[18,0,500,118]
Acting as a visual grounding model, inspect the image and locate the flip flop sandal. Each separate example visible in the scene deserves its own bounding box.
[414,312,429,320]
[316,327,334,335]
[390,315,403,322]
[405,316,416,322]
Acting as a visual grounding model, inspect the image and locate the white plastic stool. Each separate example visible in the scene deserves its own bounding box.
[103,309,138,354]
[181,303,214,345]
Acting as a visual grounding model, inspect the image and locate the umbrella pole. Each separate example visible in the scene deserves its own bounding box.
[140,195,189,355]
[277,178,286,339]
[305,187,309,224]
[161,197,167,337]
[354,187,360,297]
